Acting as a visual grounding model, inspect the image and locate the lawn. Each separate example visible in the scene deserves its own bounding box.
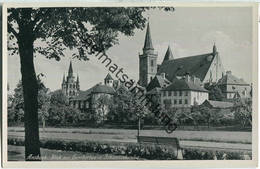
[8,127,252,144]
[8,145,140,161]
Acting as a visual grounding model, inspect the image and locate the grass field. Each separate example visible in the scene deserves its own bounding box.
[8,127,252,144]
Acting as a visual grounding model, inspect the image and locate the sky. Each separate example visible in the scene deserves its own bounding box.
[8,7,253,92]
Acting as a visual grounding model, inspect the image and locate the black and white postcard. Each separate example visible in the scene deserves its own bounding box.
[2,2,258,168]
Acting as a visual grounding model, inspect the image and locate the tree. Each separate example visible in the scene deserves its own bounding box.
[204,83,225,101]
[198,105,215,128]
[48,90,68,125]
[95,94,113,125]
[8,7,173,160]
[232,98,252,128]
[11,79,50,125]
[48,90,84,126]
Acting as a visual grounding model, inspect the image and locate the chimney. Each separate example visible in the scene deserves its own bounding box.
[226,71,232,75]
[161,73,166,79]
[191,75,196,84]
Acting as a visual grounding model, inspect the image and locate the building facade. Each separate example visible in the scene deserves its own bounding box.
[217,71,251,99]
[161,76,209,108]
[69,73,116,115]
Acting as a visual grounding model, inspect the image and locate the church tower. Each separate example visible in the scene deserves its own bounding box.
[62,61,80,98]
[139,22,158,87]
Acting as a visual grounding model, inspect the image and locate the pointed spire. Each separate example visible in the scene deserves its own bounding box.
[213,42,217,55]
[68,61,73,77]
[62,73,66,83]
[77,74,79,83]
[143,22,154,50]
[163,46,174,62]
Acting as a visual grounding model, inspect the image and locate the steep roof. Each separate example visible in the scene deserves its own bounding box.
[143,22,153,50]
[105,73,113,81]
[146,75,171,92]
[162,78,208,92]
[158,53,215,82]
[202,100,233,109]
[163,46,174,62]
[218,73,249,86]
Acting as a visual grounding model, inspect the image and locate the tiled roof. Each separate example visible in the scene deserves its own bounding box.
[146,87,162,95]
[92,84,115,94]
[71,84,115,100]
[218,73,249,85]
[162,78,208,92]
[157,53,215,82]
[71,85,97,100]
[146,75,171,91]
[202,100,233,108]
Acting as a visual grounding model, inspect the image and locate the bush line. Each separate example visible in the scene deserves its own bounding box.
[8,137,252,160]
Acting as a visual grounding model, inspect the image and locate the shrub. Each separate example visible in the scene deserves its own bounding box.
[8,137,251,160]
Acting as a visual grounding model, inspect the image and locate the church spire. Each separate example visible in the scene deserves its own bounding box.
[143,22,154,50]
[68,61,73,77]
[163,45,174,62]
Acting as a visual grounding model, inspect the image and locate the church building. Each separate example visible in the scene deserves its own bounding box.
[139,22,225,90]
[139,22,226,108]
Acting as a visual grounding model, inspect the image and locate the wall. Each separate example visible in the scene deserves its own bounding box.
[160,90,208,108]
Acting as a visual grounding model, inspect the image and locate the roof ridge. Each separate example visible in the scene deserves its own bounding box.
[163,52,213,64]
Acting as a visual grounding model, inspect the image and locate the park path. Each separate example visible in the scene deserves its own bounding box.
[8,130,252,152]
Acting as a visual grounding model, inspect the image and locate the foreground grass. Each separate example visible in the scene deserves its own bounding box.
[8,145,139,161]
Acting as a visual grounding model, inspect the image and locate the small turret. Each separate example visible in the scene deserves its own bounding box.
[104,73,113,87]
[163,45,174,62]
[213,43,217,55]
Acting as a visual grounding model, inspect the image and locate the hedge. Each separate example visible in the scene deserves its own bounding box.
[8,137,252,160]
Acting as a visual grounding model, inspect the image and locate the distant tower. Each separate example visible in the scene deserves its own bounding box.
[104,73,114,87]
[61,61,80,98]
[139,22,158,87]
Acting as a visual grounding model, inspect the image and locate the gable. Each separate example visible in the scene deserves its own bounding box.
[146,75,171,91]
